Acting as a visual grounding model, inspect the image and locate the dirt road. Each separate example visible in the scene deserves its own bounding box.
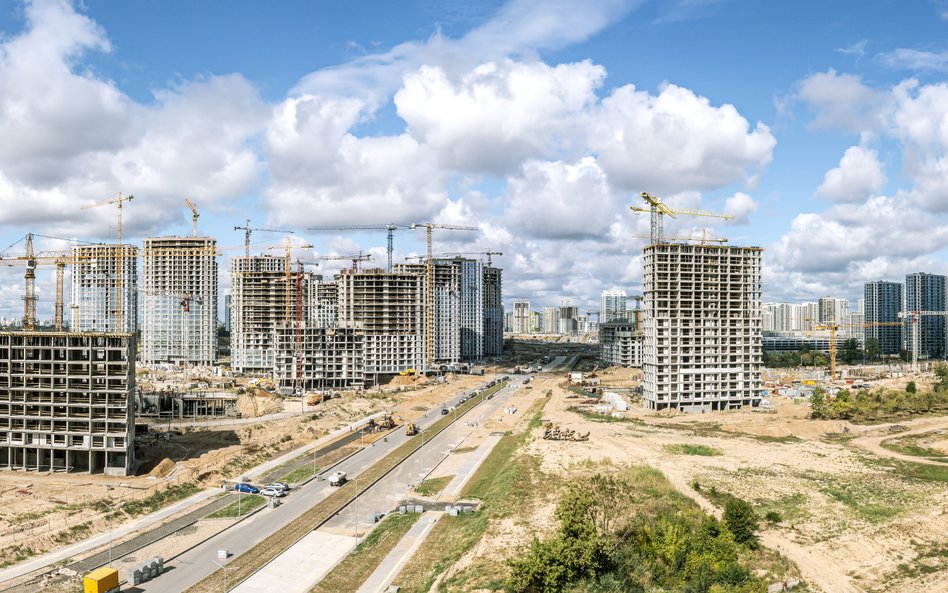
[850,416,948,467]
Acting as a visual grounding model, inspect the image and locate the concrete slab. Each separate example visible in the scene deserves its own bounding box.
[356,512,442,593]
[232,531,358,593]
[439,433,503,499]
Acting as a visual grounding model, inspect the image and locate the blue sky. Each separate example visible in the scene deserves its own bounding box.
[2,0,948,319]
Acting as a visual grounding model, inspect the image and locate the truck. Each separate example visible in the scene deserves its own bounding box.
[328,471,347,487]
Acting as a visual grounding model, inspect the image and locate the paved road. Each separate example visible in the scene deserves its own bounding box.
[127,379,515,593]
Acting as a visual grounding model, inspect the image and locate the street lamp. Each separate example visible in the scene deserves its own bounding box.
[212,559,232,593]
[100,500,126,566]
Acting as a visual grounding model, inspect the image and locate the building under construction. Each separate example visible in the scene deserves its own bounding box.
[0,331,135,475]
[230,255,315,373]
[642,243,762,411]
[337,268,426,381]
[70,244,138,333]
[599,321,642,367]
[483,266,503,356]
[273,323,364,391]
[141,236,219,366]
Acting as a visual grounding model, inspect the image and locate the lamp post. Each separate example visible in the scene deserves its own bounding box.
[101,500,126,567]
[211,559,232,593]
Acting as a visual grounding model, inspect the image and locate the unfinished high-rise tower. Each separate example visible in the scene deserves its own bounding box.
[141,237,219,366]
[71,244,138,333]
[642,244,762,411]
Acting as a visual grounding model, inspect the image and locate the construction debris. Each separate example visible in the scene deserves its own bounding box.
[542,422,590,442]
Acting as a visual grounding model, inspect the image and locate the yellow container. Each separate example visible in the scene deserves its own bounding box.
[84,567,119,593]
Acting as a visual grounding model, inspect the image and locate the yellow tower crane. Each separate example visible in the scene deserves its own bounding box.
[184,198,199,237]
[410,223,479,369]
[267,239,313,322]
[630,192,733,243]
[80,193,134,331]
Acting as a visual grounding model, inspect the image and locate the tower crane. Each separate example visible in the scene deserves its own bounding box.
[267,240,314,322]
[184,198,199,237]
[440,250,504,266]
[306,224,410,272]
[410,223,479,368]
[308,253,374,271]
[630,192,732,244]
[631,230,727,245]
[81,193,134,330]
[234,219,294,258]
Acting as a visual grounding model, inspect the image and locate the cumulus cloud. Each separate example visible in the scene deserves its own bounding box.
[395,60,604,174]
[879,48,948,72]
[797,69,887,132]
[816,145,886,202]
[590,82,775,194]
[723,192,758,224]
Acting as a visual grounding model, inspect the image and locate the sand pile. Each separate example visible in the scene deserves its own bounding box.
[148,458,176,478]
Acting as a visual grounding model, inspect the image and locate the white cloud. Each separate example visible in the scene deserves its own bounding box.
[590,82,775,194]
[837,39,867,57]
[816,145,886,202]
[879,48,948,72]
[723,192,758,224]
[395,60,604,174]
[797,69,887,132]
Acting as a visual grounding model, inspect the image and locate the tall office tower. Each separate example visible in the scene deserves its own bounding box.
[512,300,531,334]
[336,268,426,381]
[230,256,315,372]
[600,289,628,323]
[0,332,135,475]
[642,244,763,411]
[864,280,903,356]
[905,272,947,359]
[141,237,219,366]
[818,297,849,325]
[483,265,503,356]
[71,244,138,333]
[558,305,579,336]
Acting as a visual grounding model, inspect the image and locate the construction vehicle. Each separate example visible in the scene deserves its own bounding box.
[542,422,590,442]
[399,368,417,376]
[405,421,419,436]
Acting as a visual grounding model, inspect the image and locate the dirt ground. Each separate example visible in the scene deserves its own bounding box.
[429,374,948,593]
[0,372,499,572]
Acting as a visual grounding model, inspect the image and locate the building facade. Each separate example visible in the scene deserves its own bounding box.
[600,289,627,323]
[71,244,138,333]
[642,244,763,412]
[141,237,219,366]
[865,280,903,356]
[483,266,503,356]
[0,332,135,475]
[599,321,642,367]
[512,300,531,334]
[272,324,364,391]
[905,272,946,359]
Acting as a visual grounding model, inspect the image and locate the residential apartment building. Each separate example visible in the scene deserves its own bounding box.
[599,321,642,367]
[905,272,946,359]
[483,266,503,356]
[865,280,903,356]
[600,289,627,323]
[642,244,763,412]
[141,236,218,366]
[71,244,138,333]
[512,300,531,334]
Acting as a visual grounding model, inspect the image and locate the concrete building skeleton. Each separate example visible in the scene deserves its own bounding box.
[0,331,135,475]
[336,268,427,381]
[272,323,365,391]
[642,243,763,412]
[141,237,219,366]
[71,244,138,334]
[599,321,642,367]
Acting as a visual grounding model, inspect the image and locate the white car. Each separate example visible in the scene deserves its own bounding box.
[266,482,290,492]
[260,487,286,497]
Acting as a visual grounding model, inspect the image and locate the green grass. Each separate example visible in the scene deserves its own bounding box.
[122,483,201,517]
[820,485,900,523]
[310,513,419,593]
[886,460,948,483]
[205,494,266,518]
[280,463,320,484]
[880,433,948,461]
[567,407,643,424]
[663,443,723,456]
[414,475,454,496]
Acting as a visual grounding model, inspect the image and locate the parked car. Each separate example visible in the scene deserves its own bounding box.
[234,483,259,494]
[260,487,286,497]
[266,482,290,492]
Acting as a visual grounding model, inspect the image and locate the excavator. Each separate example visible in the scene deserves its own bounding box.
[405,420,419,436]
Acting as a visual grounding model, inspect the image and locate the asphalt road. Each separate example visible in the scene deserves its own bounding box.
[127,378,517,593]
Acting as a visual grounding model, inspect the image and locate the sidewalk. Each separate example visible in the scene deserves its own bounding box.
[356,512,443,593]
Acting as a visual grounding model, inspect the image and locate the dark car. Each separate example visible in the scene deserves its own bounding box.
[235,483,259,494]
[440,408,449,415]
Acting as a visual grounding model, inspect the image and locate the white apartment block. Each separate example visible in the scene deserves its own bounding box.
[512,300,531,334]
[599,321,642,367]
[642,244,763,412]
[141,237,219,366]
[600,289,627,323]
[71,244,138,333]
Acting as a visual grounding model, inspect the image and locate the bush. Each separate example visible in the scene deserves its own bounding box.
[907,381,917,394]
[723,497,759,546]
[764,510,782,524]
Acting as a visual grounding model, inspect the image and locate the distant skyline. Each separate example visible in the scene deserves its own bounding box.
[2,0,948,318]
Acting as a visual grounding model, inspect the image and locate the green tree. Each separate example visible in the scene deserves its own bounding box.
[810,387,828,419]
[839,338,860,364]
[865,338,881,362]
[934,363,948,391]
[906,381,917,394]
[722,497,759,547]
